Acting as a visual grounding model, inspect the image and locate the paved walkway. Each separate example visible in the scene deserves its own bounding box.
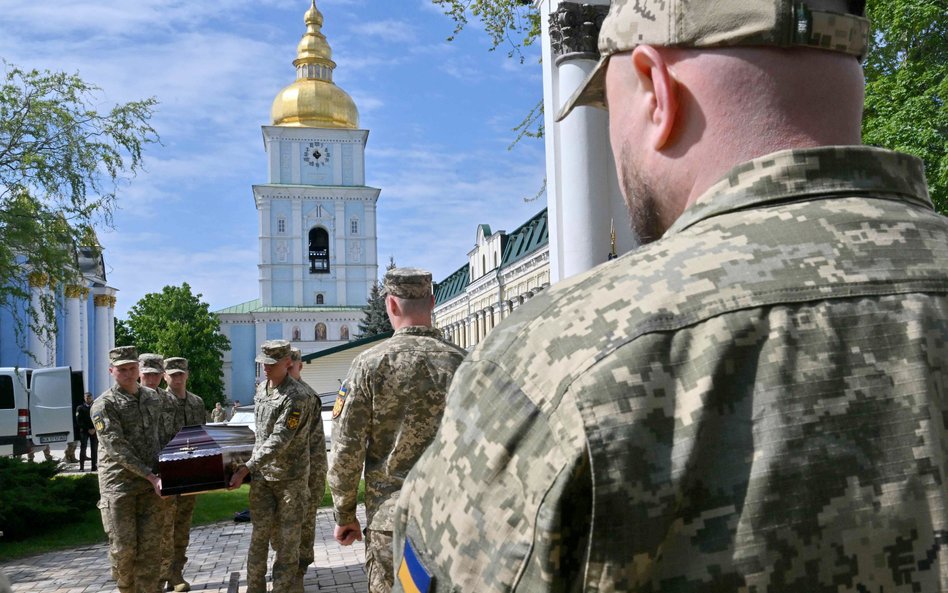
[1,505,367,593]
[3,446,367,592]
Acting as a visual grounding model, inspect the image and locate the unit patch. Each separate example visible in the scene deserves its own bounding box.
[332,385,349,419]
[286,409,302,430]
[93,413,105,432]
[398,537,433,593]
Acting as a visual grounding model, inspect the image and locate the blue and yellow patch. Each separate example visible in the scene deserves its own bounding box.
[286,408,302,430]
[397,537,432,593]
[92,413,105,432]
[332,385,349,419]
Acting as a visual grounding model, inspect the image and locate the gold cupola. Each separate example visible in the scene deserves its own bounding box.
[271,1,359,128]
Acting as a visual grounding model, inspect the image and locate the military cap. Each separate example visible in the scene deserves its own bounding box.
[256,339,291,364]
[557,0,870,121]
[138,353,164,374]
[290,347,302,362]
[109,346,139,367]
[164,357,189,374]
[382,267,432,299]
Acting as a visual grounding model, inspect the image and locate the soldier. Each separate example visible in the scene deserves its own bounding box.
[329,267,465,593]
[288,347,329,582]
[137,353,177,590]
[76,392,97,471]
[228,340,313,593]
[394,1,948,592]
[210,402,226,423]
[160,357,205,592]
[92,346,164,593]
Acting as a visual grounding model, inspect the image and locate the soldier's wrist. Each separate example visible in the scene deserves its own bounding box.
[334,511,356,525]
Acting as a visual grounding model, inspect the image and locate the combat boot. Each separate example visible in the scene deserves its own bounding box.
[169,569,190,592]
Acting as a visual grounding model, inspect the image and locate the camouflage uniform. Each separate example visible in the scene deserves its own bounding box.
[330,321,465,592]
[295,368,328,576]
[211,406,226,423]
[394,147,948,591]
[161,357,206,592]
[245,341,314,593]
[93,349,165,593]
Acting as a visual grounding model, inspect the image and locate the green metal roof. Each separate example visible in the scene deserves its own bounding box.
[434,207,548,306]
[434,264,470,305]
[215,298,361,315]
[301,331,392,362]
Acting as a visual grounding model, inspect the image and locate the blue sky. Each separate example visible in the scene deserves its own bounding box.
[0,0,545,318]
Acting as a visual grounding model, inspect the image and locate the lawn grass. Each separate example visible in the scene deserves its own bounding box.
[0,479,362,562]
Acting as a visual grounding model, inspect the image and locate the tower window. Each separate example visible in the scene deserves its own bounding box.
[277,217,286,234]
[350,218,359,235]
[316,293,325,305]
[308,227,330,273]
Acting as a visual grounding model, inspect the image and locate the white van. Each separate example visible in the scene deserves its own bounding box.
[0,367,80,456]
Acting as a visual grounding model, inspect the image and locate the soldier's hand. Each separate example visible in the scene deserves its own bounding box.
[334,521,362,546]
[229,465,250,490]
[147,473,163,498]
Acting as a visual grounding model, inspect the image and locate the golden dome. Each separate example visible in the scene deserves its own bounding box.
[271,0,358,129]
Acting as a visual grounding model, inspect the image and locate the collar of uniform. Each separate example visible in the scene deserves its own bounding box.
[666,146,931,237]
[394,325,440,338]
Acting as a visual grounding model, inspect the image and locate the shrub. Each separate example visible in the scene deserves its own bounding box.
[0,457,99,541]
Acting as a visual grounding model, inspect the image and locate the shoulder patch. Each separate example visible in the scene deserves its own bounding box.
[93,413,105,432]
[286,408,302,431]
[332,385,348,419]
[398,537,433,593]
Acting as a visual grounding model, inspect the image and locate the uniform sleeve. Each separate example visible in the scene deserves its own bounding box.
[328,360,373,525]
[92,399,154,479]
[245,391,307,473]
[392,358,590,593]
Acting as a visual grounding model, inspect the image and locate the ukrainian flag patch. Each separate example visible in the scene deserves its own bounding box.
[332,385,349,419]
[398,537,432,593]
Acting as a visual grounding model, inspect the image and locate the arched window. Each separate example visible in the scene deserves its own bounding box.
[316,293,324,305]
[277,217,286,234]
[315,323,327,341]
[291,326,300,341]
[340,325,350,341]
[308,227,330,273]
[350,217,359,235]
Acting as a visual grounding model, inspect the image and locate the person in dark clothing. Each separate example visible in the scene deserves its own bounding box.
[76,392,97,471]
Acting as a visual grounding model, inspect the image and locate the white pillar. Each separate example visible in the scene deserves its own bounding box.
[94,294,111,392]
[64,285,83,373]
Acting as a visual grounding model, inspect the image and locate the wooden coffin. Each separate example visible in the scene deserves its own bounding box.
[159,424,254,496]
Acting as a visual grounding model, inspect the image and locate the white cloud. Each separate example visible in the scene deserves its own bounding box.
[349,20,418,44]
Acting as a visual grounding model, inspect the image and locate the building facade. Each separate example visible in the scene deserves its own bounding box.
[217,1,379,404]
[434,208,550,349]
[0,241,117,395]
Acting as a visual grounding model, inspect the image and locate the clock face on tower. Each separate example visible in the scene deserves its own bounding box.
[303,141,331,168]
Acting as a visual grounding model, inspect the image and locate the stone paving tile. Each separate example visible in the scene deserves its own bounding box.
[2,505,367,593]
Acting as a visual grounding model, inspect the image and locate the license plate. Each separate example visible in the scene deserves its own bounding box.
[39,433,68,444]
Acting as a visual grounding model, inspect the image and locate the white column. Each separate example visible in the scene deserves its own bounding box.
[64,285,83,372]
[94,294,111,392]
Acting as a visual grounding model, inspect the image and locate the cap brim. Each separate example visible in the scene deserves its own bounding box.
[555,55,610,122]
[140,368,163,374]
[111,359,138,367]
[166,369,187,374]
[255,355,278,364]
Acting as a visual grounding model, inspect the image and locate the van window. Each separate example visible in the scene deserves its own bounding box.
[0,376,14,409]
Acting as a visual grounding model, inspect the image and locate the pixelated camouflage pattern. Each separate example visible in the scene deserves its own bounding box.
[247,478,309,593]
[558,0,870,119]
[92,384,164,493]
[394,146,948,592]
[329,326,465,530]
[246,375,313,481]
[161,494,196,588]
[154,386,179,447]
[98,490,163,593]
[169,390,206,432]
[365,529,395,593]
[211,407,226,422]
[298,378,329,570]
[383,267,433,299]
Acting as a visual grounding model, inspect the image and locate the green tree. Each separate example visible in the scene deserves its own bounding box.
[0,62,158,351]
[438,1,948,210]
[116,283,230,409]
[863,0,948,212]
[357,258,396,339]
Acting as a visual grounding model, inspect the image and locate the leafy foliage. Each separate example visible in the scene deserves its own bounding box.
[0,458,99,540]
[434,0,541,61]
[0,62,158,353]
[863,0,948,213]
[115,283,230,409]
[357,258,396,339]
